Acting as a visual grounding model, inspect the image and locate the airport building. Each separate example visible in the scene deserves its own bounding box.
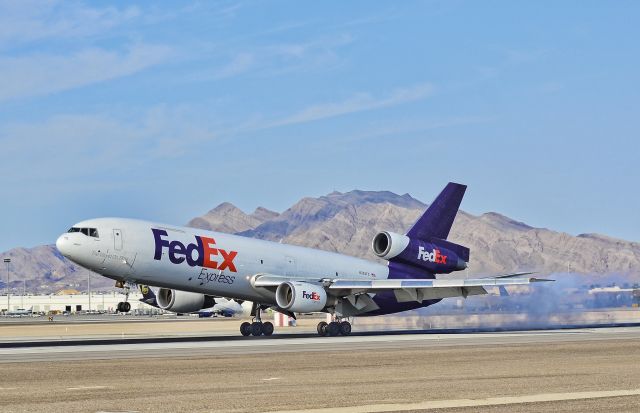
[0,290,155,314]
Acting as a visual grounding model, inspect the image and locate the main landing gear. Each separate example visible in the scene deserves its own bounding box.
[240,303,274,337]
[115,281,131,313]
[317,319,351,337]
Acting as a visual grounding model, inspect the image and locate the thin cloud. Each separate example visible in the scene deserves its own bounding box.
[184,33,353,83]
[0,106,219,188]
[345,115,497,142]
[211,53,255,79]
[0,1,142,47]
[0,44,172,102]
[267,83,435,128]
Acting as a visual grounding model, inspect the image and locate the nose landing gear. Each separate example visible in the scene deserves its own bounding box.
[115,280,131,313]
[116,301,131,313]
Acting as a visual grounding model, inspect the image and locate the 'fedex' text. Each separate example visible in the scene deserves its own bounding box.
[417,246,447,264]
[302,291,321,301]
[152,229,238,272]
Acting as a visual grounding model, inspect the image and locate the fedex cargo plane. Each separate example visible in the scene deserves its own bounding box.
[56,183,550,337]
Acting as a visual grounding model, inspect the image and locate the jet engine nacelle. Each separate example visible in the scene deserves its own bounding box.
[372,231,411,259]
[372,231,468,274]
[275,281,327,313]
[156,288,216,313]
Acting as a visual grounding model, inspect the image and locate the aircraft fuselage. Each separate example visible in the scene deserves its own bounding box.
[57,218,390,306]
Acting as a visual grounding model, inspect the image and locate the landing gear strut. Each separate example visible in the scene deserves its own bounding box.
[239,303,274,337]
[317,318,351,337]
[115,281,131,313]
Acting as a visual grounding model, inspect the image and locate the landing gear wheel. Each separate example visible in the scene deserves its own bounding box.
[327,321,340,336]
[339,321,352,336]
[317,321,328,336]
[251,322,263,336]
[116,302,130,313]
[262,322,274,336]
[240,322,252,336]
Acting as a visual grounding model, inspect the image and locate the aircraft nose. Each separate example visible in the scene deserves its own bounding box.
[56,234,71,257]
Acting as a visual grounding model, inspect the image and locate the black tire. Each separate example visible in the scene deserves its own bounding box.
[122,302,131,312]
[339,321,352,336]
[116,302,122,313]
[317,321,328,336]
[251,321,263,336]
[240,322,252,336]
[328,321,340,336]
[262,321,274,336]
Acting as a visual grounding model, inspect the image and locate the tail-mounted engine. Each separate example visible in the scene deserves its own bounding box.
[372,231,468,274]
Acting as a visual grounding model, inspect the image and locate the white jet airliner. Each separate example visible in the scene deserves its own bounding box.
[6,307,33,317]
[56,183,550,336]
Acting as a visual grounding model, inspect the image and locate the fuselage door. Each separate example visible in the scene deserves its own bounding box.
[114,229,123,251]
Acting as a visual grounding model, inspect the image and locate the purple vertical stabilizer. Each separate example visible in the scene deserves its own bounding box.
[406,182,466,241]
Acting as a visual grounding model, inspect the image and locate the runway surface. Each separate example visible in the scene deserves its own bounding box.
[1,326,639,412]
[1,325,640,362]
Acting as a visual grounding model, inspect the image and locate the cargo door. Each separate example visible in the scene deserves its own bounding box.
[109,228,136,279]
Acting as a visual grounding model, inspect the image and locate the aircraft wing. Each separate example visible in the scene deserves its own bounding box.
[329,276,550,303]
[251,273,551,303]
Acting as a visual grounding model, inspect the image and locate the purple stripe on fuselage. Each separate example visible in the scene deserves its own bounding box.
[387,261,435,279]
[364,291,441,316]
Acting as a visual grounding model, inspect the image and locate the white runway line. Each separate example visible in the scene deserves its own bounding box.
[96,411,139,413]
[268,389,640,413]
[66,386,109,391]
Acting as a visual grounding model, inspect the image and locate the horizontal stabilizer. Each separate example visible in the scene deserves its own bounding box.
[428,237,470,262]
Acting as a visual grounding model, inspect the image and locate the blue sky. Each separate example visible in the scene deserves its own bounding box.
[0,0,638,251]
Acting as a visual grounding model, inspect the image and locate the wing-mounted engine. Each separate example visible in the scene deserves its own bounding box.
[372,231,468,274]
[156,288,216,313]
[275,281,327,312]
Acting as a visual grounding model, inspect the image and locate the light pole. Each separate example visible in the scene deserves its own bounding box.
[3,258,10,313]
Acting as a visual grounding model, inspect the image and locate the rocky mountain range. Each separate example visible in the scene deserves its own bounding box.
[2,190,639,293]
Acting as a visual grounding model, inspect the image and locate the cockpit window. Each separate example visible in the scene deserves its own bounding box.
[67,227,99,238]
